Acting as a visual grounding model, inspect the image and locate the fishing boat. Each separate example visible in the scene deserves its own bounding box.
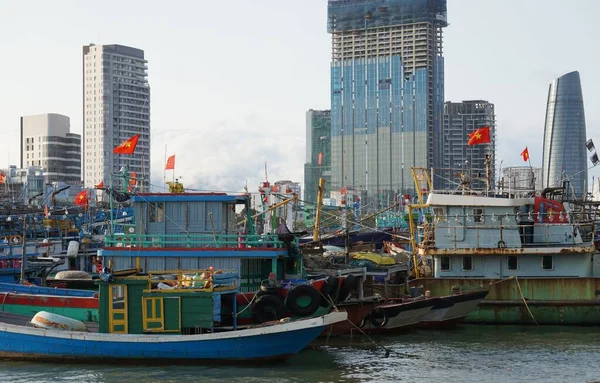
[0,268,347,362]
[404,166,600,325]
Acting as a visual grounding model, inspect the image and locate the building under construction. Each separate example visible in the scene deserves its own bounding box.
[327,0,448,207]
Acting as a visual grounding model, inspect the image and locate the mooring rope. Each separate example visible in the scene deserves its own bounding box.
[514,276,538,326]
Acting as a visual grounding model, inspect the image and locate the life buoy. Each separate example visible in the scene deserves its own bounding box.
[251,294,286,323]
[369,307,388,328]
[285,284,320,317]
[9,235,22,244]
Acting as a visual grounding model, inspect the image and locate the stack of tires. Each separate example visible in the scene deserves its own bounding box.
[251,279,321,323]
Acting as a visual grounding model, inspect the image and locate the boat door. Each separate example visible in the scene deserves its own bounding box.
[109,284,128,333]
[142,296,181,333]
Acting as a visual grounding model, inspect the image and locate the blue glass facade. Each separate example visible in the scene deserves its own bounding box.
[542,71,587,196]
[327,0,447,204]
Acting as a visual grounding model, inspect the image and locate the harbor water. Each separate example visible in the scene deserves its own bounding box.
[1,325,598,383]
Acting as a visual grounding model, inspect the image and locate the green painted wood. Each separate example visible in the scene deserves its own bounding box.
[180,295,213,328]
[0,305,98,322]
[164,297,181,331]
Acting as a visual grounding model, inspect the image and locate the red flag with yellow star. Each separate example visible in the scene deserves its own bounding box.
[113,134,140,154]
[467,126,491,146]
[74,190,88,206]
[521,147,529,162]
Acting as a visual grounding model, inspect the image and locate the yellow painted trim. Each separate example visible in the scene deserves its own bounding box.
[108,284,128,334]
[142,296,164,332]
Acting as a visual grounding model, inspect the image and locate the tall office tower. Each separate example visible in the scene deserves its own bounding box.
[441,100,496,190]
[20,113,81,183]
[542,71,587,197]
[327,0,447,207]
[304,109,332,204]
[83,44,150,191]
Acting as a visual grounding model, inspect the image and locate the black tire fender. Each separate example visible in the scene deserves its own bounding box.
[320,276,339,307]
[285,284,321,317]
[251,294,286,323]
[369,307,388,328]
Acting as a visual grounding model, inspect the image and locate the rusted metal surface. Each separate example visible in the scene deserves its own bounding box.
[418,244,595,256]
[399,277,600,325]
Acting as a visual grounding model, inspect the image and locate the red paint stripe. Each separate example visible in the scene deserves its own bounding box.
[0,293,98,309]
[103,247,285,252]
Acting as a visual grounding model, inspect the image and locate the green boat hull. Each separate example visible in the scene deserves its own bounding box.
[0,304,99,323]
[405,277,600,325]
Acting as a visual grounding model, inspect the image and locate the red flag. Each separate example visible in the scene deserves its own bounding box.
[165,155,175,170]
[0,173,4,184]
[521,147,529,162]
[317,152,323,166]
[95,181,104,189]
[74,191,88,206]
[113,134,140,154]
[44,204,49,218]
[467,126,491,146]
[129,172,137,186]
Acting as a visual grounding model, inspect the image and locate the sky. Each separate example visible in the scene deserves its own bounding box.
[0,0,598,194]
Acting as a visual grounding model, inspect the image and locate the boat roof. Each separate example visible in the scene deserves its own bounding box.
[426,193,535,207]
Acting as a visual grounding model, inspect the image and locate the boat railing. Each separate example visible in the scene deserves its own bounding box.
[141,269,240,293]
[415,219,595,249]
[104,233,293,249]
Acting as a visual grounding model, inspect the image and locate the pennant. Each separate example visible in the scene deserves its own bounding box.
[467,126,491,146]
[113,134,140,155]
[95,181,104,189]
[129,172,137,186]
[521,147,529,162]
[317,152,323,166]
[165,155,175,170]
[74,191,88,206]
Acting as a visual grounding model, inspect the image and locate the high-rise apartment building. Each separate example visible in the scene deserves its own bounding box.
[304,109,332,204]
[83,44,150,191]
[441,101,496,190]
[542,71,587,197]
[20,113,81,183]
[327,0,447,206]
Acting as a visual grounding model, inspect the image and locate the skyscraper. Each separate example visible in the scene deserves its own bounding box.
[441,100,496,190]
[542,71,587,197]
[304,109,331,204]
[20,113,81,183]
[83,44,150,191]
[327,0,447,206]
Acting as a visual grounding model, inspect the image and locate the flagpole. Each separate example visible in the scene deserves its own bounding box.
[164,145,167,191]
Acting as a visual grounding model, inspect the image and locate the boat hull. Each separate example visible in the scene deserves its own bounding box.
[0,312,346,362]
[359,299,434,333]
[0,292,98,322]
[406,277,600,325]
[419,290,489,327]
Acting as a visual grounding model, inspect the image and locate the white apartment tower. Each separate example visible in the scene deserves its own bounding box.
[20,113,81,183]
[83,44,150,191]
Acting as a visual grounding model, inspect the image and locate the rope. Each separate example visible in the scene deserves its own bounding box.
[514,276,538,326]
[234,292,258,318]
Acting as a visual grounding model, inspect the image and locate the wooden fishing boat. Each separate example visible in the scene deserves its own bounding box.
[0,269,347,362]
[419,289,489,327]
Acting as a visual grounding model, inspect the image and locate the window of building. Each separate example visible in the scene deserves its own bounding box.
[462,256,473,271]
[542,256,553,270]
[433,207,446,222]
[507,255,518,270]
[473,208,484,223]
[441,256,450,271]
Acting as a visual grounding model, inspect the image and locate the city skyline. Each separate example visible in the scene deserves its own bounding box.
[1,0,598,195]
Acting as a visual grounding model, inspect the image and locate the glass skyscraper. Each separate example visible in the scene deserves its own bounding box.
[327,0,447,207]
[304,109,332,204]
[542,71,587,197]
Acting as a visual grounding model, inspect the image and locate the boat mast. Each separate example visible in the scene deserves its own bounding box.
[313,178,325,243]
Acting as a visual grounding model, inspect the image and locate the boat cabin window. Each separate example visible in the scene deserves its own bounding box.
[433,207,446,222]
[507,255,518,270]
[542,255,553,270]
[149,202,164,223]
[473,208,484,223]
[441,256,451,271]
[462,256,473,271]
